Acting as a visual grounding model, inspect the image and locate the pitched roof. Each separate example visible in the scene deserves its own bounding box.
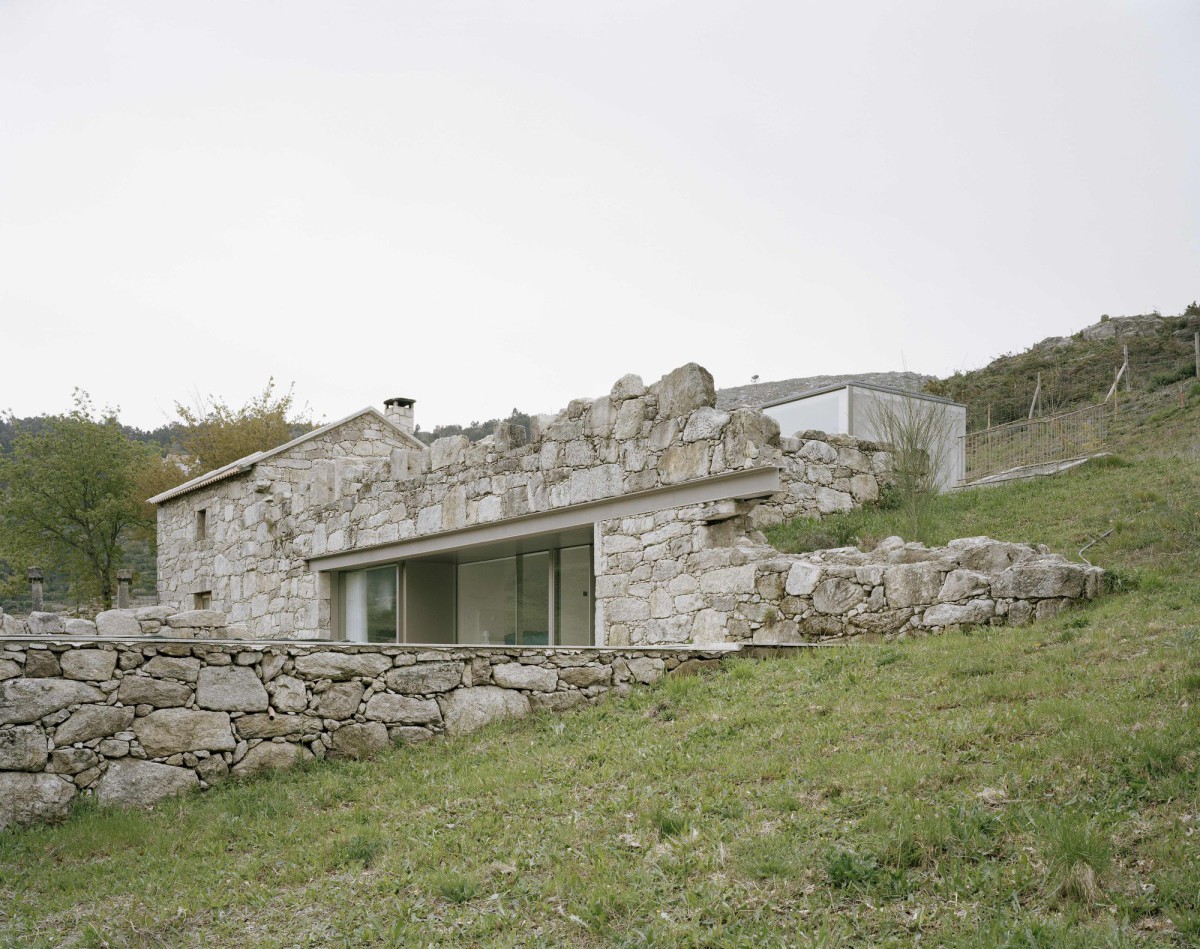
[148,406,426,505]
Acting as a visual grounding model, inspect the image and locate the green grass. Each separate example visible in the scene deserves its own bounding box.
[1,394,1198,946]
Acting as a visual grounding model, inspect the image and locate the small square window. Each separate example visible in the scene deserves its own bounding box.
[195,508,207,541]
[194,591,212,610]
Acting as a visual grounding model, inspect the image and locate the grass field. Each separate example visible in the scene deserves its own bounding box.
[1,402,1197,947]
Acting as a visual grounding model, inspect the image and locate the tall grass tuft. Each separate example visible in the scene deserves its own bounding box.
[1040,814,1112,906]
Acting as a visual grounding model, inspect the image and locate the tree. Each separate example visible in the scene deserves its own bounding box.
[0,392,157,608]
[174,379,313,474]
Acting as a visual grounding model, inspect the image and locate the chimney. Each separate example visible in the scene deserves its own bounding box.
[384,397,416,436]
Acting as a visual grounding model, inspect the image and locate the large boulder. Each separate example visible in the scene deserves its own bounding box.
[939,570,991,601]
[658,442,710,484]
[195,666,269,712]
[143,656,201,682]
[268,675,308,713]
[785,562,822,597]
[439,687,530,737]
[95,759,198,808]
[364,693,442,725]
[947,538,1026,574]
[385,662,463,694]
[0,773,76,829]
[234,713,323,739]
[314,681,365,719]
[0,725,49,771]
[327,722,390,760]
[64,619,97,636]
[133,708,235,757]
[723,408,781,460]
[655,363,716,420]
[55,704,135,745]
[114,676,191,708]
[626,657,666,684]
[558,666,613,688]
[991,564,1087,600]
[292,651,392,681]
[812,578,866,615]
[491,663,558,692]
[94,610,141,638]
[60,649,117,682]
[27,612,64,635]
[166,610,227,629]
[0,678,105,725]
[24,651,61,677]
[922,600,996,627]
[610,373,646,402]
[883,563,946,609]
[231,741,313,777]
[681,407,730,443]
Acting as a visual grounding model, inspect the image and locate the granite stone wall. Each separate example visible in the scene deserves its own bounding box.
[0,636,732,829]
[595,526,1104,646]
[155,364,891,641]
[155,413,414,637]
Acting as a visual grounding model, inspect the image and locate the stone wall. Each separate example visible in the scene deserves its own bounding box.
[596,527,1104,646]
[155,364,891,641]
[0,636,731,830]
[1,607,231,639]
[156,412,414,637]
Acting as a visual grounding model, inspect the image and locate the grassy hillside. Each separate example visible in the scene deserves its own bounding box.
[2,400,1198,944]
[927,308,1200,431]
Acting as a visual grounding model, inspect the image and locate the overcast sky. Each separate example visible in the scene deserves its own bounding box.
[2,1,1197,431]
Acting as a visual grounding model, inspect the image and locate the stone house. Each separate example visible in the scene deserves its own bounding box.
[152,363,1097,647]
[152,364,894,646]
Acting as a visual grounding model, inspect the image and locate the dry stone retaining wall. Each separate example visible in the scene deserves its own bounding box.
[0,636,730,830]
[0,606,233,640]
[596,528,1103,646]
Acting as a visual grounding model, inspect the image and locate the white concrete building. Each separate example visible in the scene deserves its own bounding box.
[761,383,966,491]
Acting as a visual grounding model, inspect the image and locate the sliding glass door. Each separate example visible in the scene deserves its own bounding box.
[457,552,550,646]
[338,543,592,645]
[556,545,592,646]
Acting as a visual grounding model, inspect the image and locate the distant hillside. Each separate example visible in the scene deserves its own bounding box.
[926,305,1200,431]
[716,371,933,411]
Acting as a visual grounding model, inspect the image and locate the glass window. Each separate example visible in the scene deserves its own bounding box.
[341,566,398,643]
[341,544,593,646]
[405,561,455,644]
[555,545,592,646]
[518,552,550,646]
[457,557,515,645]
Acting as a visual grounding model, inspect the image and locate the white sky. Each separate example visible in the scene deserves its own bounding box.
[2,1,1197,431]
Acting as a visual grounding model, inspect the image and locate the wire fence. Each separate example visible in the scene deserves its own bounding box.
[962,402,1112,483]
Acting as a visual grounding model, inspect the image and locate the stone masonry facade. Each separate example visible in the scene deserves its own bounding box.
[0,634,731,830]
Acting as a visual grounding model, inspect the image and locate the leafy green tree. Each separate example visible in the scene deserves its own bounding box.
[0,392,156,608]
[174,378,313,474]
